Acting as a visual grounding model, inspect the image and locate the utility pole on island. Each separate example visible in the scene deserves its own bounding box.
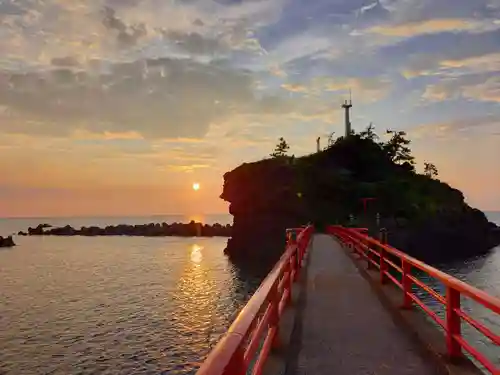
[341,91,353,137]
[316,136,320,152]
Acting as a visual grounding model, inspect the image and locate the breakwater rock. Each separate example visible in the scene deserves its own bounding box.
[20,221,232,237]
[0,236,15,248]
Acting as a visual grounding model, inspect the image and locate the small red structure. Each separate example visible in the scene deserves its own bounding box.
[360,197,376,214]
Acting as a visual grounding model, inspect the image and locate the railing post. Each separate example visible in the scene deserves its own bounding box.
[269,284,281,350]
[294,244,301,281]
[379,229,388,284]
[364,236,372,270]
[301,228,311,263]
[222,343,246,375]
[446,287,462,359]
[299,230,306,265]
[401,260,412,309]
[288,256,294,302]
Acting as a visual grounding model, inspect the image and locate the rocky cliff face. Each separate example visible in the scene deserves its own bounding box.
[221,136,500,268]
[381,208,500,263]
[220,159,307,268]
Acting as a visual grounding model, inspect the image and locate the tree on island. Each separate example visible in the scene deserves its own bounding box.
[327,132,336,148]
[359,123,378,141]
[424,162,439,178]
[381,130,415,168]
[270,137,290,158]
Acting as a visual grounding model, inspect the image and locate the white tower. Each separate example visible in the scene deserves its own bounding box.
[341,99,353,137]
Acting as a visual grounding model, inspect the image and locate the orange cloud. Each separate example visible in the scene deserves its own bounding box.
[281,83,309,93]
[280,76,391,103]
[421,76,500,103]
[368,19,483,37]
[403,53,500,78]
[462,77,500,103]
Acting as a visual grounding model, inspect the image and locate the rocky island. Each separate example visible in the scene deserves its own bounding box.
[20,221,232,238]
[221,126,500,269]
[0,235,15,248]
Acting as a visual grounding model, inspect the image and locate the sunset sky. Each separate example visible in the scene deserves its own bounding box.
[1,0,499,217]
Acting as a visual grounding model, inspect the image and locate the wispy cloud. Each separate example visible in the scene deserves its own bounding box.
[367,18,485,37]
[408,115,500,139]
[421,74,500,103]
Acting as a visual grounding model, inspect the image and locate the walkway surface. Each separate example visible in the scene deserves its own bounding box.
[288,234,439,375]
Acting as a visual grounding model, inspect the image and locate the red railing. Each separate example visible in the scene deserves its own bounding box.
[196,225,314,375]
[328,225,500,374]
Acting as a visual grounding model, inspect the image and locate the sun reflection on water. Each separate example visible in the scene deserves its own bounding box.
[190,244,203,265]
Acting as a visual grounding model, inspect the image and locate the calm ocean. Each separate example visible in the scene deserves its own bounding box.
[0,214,253,375]
[0,212,499,374]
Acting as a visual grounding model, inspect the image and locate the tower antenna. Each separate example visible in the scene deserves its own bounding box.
[341,93,353,137]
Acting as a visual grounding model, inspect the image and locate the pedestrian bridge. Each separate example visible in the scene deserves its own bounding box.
[196,226,500,375]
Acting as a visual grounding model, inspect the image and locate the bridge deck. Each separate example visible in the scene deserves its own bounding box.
[287,234,439,375]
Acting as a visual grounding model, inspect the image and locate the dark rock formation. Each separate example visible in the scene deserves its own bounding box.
[28,225,45,235]
[24,221,232,238]
[0,236,15,248]
[221,159,307,269]
[221,133,500,267]
[383,208,500,263]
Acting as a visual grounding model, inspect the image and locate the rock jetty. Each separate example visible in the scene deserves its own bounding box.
[20,221,232,238]
[0,236,15,248]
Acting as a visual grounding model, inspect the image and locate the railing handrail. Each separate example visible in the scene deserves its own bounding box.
[328,225,500,374]
[330,225,500,313]
[196,225,314,375]
[227,244,295,336]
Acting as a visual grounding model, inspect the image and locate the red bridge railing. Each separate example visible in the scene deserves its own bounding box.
[196,225,314,375]
[328,225,500,374]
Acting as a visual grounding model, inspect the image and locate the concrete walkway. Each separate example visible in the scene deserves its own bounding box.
[288,234,439,375]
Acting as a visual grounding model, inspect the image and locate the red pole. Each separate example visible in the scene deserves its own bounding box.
[222,345,246,375]
[379,229,388,284]
[402,260,412,309]
[269,283,281,349]
[446,287,462,358]
[360,197,376,215]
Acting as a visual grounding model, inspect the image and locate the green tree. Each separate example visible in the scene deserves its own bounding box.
[327,132,336,148]
[359,123,378,141]
[424,162,438,178]
[381,130,415,167]
[270,137,290,158]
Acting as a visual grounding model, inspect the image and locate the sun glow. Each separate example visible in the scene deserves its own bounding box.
[190,244,203,264]
[192,182,200,191]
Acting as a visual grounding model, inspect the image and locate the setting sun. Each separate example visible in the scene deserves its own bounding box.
[192,183,200,191]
